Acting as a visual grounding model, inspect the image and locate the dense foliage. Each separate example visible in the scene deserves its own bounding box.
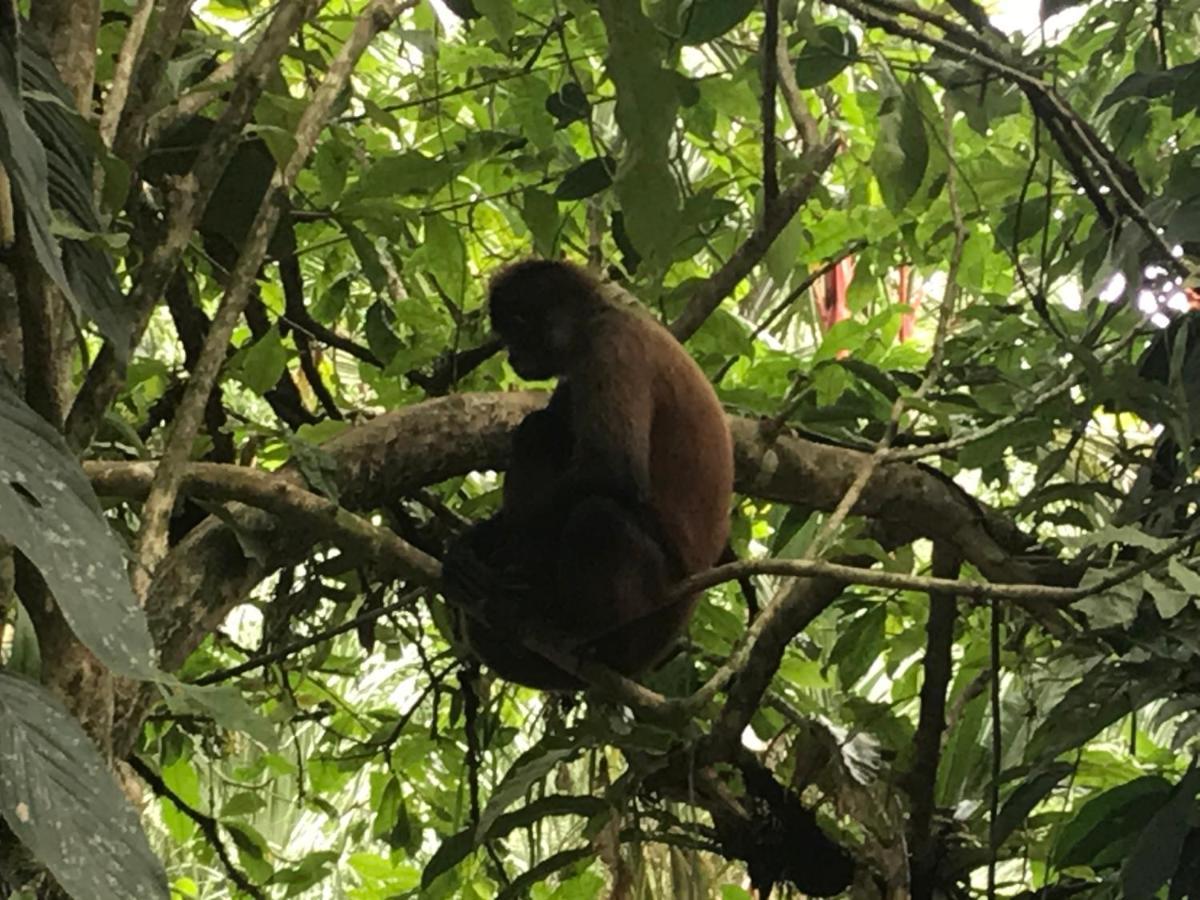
[1,0,1200,897]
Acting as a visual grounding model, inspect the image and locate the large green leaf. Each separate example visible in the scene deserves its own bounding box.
[869,80,929,214]
[1053,776,1172,869]
[678,0,756,44]
[0,673,167,899]
[0,380,157,679]
[0,30,72,315]
[21,34,127,357]
[1121,765,1200,899]
[793,25,858,88]
[597,0,680,266]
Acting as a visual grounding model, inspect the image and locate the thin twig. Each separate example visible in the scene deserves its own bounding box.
[670,140,839,340]
[127,757,266,899]
[195,588,424,685]
[760,0,780,206]
[98,0,155,148]
[774,24,821,150]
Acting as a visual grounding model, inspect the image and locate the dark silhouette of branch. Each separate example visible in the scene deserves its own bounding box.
[905,544,961,900]
[126,756,265,899]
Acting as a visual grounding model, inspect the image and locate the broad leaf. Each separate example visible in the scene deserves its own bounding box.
[0,673,167,899]
[678,0,757,44]
[0,381,157,679]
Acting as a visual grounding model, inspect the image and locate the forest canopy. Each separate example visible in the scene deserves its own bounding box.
[1,0,1200,897]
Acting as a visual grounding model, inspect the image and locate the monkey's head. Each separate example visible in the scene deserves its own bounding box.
[488,259,602,380]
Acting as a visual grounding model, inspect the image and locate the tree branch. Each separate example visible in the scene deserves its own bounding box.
[904,544,960,900]
[669,140,839,341]
[98,0,155,148]
[126,756,265,900]
[131,0,416,597]
[66,0,326,454]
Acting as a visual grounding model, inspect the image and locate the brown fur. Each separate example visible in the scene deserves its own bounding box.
[443,259,734,689]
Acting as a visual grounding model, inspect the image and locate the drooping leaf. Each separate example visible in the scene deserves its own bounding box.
[554,157,614,200]
[422,795,604,888]
[1053,776,1173,868]
[0,30,72,321]
[678,0,757,44]
[522,187,559,256]
[993,763,1073,846]
[1121,764,1200,900]
[869,81,929,214]
[597,0,680,265]
[793,25,857,88]
[545,82,590,128]
[1098,60,1200,113]
[22,34,128,357]
[0,380,157,679]
[0,673,167,899]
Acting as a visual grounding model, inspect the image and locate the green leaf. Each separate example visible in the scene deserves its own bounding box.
[22,36,128,357]
[554,157,614,200]
[364,301,401,365]
[793,25,858,88]
[993,763,1073,846]
[679,0,757,44]
[168,684,279,748]
[522,188,559,256]
[0,673,168,899]
[545,82,590,127]
[1098,60,1200,112]
[597,0,680,264]
[421,213,467,295]
[474,0,517,43]
[1054,776,1172,868]
[0,33,73,324]
[313,137,352,205]
[1121,764,1200,899]
[1168,557,1200,596]
[0,380,158,679]
[870,82,929,214]
[477,743,580,839]
[422,795,603,889]
[1145,573,1190,619]
[343,222,389,294]
[830,603,886,690]
[352,151,454,198]
[232,325,288,395]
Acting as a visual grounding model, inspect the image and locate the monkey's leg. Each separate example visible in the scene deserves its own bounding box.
[551,497,674,638]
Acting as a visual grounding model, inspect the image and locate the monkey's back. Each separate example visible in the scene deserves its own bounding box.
[638,315,734,575]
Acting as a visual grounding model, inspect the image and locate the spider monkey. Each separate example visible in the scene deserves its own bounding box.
[442,259,735,689]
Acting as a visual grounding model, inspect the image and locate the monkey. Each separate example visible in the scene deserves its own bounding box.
[441,258,735,690]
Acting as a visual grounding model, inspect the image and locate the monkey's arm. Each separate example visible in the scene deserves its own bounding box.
[558,329,654,510]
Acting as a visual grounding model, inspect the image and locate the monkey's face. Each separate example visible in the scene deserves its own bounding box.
[488,258,598,381]
[491,299,571,381]
[497,316,568,380]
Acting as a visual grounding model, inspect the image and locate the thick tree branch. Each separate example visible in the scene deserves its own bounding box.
[101,392,1084,754]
